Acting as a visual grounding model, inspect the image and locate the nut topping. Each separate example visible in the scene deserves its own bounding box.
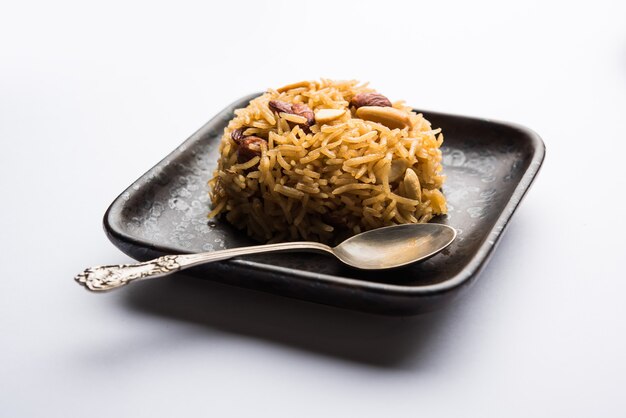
[237,136,266,163]
[388,159,408,183]
[230,128,246,144]
[355,106,411,130]
[276,80,310,93]
[291,103,315,126]
[268,100,293,115]
[314,108,346,124]
[269,100,315,128]
[350,93,392,109]
[403,169,421,201]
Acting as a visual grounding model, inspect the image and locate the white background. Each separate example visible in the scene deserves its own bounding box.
[1,1,625,416]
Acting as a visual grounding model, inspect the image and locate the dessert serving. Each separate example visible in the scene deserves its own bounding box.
[208,79,447,244]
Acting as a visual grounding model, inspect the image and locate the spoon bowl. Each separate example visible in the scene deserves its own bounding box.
[332,223,456,269]
[75,223,456,292]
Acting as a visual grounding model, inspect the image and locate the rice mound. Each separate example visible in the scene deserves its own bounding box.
[208,79,447,244]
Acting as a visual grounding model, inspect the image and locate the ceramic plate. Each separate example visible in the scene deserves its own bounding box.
[104,93,545,315]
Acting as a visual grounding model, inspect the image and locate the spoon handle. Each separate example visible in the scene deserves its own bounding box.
[74,241,332,292]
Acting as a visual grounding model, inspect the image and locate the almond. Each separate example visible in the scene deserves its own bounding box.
[276,80,310,93]
[237,136,266,163]
[268,100,293,114]
[355,106,410,130]
[230,128,246,144]
[403,168,421,201]
[291,103,315,126]
[388,159,408,183]
[269,100,315,128]
[350,93,392,109]
[314,108,346,124]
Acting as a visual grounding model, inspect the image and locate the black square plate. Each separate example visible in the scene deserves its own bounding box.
[104,93,545,315]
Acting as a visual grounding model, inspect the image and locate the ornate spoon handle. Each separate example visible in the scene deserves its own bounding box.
[74,241,332,292]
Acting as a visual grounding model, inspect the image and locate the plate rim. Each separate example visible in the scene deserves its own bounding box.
[104,93,546,297]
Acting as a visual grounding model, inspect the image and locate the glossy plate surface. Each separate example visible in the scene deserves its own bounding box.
[104,93,545,315]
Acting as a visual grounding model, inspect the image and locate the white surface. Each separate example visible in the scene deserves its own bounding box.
[1,1,625,416]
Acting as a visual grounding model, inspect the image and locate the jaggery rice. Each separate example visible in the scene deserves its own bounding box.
[208,79,447,244]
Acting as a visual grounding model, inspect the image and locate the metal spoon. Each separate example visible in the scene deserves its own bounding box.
[74,223,456,292]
